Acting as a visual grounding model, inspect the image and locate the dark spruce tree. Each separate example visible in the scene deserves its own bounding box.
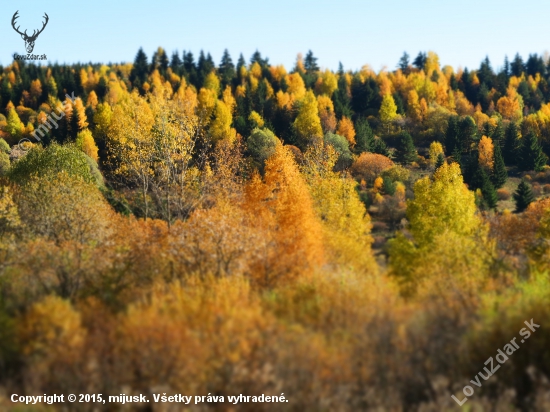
[170,51,182,76]
[471,164,497,209]
[469,159,485,191]
[235,54,246,84]
[396,131,418,164]
[492,121,505,148]
[445,115,461,155]
[503,121,520,165]
[354,118,375,153]
[451,146,462,168]
[398,52,410,73]
[518,130,547,172]
[491,144,508,189]
[511,53,524,77]
[413,52,427,70]
[513,180,535,212]
[481,173,498,209]
[482,119,493,139]
[129,48,149,93]
[449,73,459,90]
[197,51,215,88]
[434,153,445,170]
[334,71,353,119]
[183,51,198,88]
[304,50,319,72]
[302,50,319,89]
[219,49,235,89]
[373,137,390,157]
[459,116,478,153]
[151,47,169,77]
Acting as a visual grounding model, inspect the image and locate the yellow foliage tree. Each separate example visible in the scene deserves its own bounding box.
[293,90,323,145]
[302,144,375,272]
[478,135,494,171]
[315,69,338,96]
[428,141,444,166]
[203,72,221,96]
[407,90,422,122]
[210,100,235,143]
[379,93,398,130]
[286,73,306,101]
[389,162,490,295]
[76,129,99,162]
[248,111,265,129]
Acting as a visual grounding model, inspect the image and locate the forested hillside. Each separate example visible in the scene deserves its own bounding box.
[1,48,550,410]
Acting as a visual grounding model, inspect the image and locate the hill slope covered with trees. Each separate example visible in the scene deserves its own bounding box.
[1,49,550,410]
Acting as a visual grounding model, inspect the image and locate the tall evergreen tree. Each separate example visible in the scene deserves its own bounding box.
[413,52,426,70]
[503,121,520,165]
[518,130,547,172]
[197,51,215,87]
[398,52,410,72]
[151,47,169,76]
[334,73,353,119]
[469,159,485,191]
[434,153,445,170]
[372,137,390,157]
[478,56,495,89]
[129,48,149,92]
[451,146,462,168]
[471,163,497,209]
[482,119,493,139]
[481,173,498,209]
[183,51,198,87]
[459,116,478,153]
[354,117,375,153]
[491,144,508,189]
[396,131,418,164]
[219,49,235,89]
[492,121,505,147]
[514,180,535,212]
[250,50,268,68]
[511,53,524,77]
[449,73,458,90]
[445,115,461,155]
[304,50,319,72]
[170,51,182,75]
[503,55,510,79]
[235,54,246,84]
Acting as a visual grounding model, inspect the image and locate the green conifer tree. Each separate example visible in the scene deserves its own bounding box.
[445,115,461,155]
[434,153,445,170]
[491,144,508,188]
[503,121,520,165]
[372,137,390,157]
[481,173,498,209]
[396,131,417,164]
[513,180,535,212]
[354,117,375,153]
[492,121,505,148]
[518,130,547,172]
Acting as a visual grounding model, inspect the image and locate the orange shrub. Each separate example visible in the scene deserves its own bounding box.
[351,152,394,184]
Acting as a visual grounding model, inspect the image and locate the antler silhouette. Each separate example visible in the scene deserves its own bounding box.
[11,11,26,37]
[28,13,49,41]
[11,11,49,40]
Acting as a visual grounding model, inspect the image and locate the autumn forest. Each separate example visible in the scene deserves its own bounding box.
[1,48,550,410]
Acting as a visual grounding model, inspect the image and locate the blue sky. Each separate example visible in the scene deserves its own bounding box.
[1,0,548,72]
